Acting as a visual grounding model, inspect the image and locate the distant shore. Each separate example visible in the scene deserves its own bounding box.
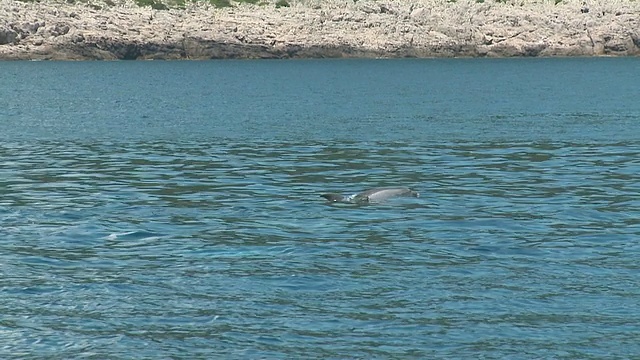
[1,0,639,60]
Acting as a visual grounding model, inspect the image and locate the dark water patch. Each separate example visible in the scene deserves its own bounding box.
[1,58,640,358]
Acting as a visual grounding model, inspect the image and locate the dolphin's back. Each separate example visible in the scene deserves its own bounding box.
[355,187,418,202]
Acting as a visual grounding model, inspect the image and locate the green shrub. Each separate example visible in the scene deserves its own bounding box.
[135,0,168,9]
[153,2,168,9]
[275,0,289,7]
[209,0,231,7]
[170,0,186,9]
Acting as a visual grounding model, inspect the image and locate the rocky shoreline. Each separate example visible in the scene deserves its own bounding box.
[1,0,639,60]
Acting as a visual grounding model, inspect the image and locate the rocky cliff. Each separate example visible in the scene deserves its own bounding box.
[1,0,639,60]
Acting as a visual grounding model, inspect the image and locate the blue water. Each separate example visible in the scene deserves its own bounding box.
[1,58,639,358]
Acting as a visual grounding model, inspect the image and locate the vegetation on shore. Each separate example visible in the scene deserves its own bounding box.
[128,0,566,9]
[132,0,285,10]
[13,0,606,11]
[14,0,287,10]
[130,0,278,10]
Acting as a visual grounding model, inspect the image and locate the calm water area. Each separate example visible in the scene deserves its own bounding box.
[1,58,639,358]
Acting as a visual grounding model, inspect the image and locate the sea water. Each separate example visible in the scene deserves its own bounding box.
[1,58,639,358]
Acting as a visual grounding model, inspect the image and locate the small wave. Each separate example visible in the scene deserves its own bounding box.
[105,230,163,241]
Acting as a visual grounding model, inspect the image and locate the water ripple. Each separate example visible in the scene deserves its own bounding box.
[1,138,639,358]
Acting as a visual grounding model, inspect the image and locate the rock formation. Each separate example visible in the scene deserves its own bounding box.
[0,0,638,60]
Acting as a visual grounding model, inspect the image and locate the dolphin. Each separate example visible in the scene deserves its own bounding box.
[321,187,419,203]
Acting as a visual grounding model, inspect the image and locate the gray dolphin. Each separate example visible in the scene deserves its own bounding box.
[321,187,419,203]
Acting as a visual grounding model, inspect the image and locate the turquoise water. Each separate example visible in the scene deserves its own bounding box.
[1,58,639,358]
